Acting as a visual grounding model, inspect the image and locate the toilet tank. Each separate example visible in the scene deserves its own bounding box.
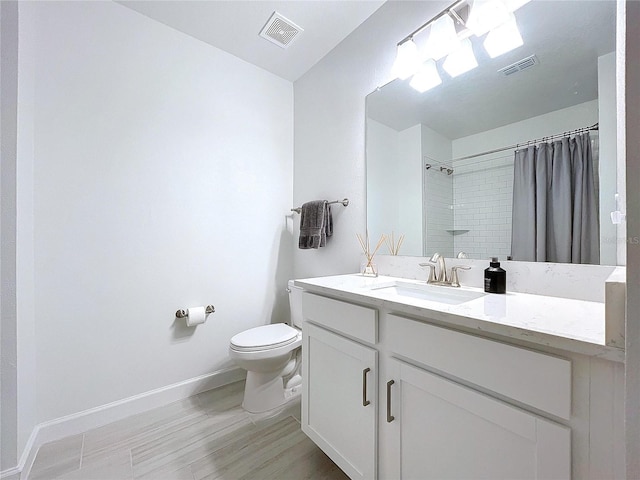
[287,280,304,328]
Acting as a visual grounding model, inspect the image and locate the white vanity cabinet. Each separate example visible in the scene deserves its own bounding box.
[301,293,378,480]
[381,314,571,479]
[384,359,570,479]
[301,290,624,480]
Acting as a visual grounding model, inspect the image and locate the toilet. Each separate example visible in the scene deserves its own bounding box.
[229,280,304,413]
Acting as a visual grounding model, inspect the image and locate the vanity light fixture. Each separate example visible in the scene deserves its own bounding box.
[424,13,460,61]
[442,38,478,77]
[409,59,442,93]
[391,39,421,80]
[466,0,511,37]
[483,14,524,58]
[392,0,530,92]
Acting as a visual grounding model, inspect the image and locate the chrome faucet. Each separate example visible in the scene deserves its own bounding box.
[429,252,448,283]
[450,265,471,287]
[419,253,470,288]
[418,262,437,283]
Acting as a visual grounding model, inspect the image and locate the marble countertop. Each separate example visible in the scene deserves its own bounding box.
[295,274,624,363]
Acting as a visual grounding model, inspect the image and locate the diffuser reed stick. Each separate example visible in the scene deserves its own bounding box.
[356,231,386,276]
[385,232,405,256]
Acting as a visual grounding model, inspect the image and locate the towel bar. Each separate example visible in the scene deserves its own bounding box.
[291,198,349,214]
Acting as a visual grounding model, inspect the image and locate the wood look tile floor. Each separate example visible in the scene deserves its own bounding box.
[28,381,349,480]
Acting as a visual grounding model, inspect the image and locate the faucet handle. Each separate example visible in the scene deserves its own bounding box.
[419,263,437,283]
[450,265,471,288]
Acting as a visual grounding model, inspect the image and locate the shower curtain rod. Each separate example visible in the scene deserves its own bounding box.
[450,122,599,163]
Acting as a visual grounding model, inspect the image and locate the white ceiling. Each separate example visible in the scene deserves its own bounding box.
[366,0,616,139]
[117,0,386,82]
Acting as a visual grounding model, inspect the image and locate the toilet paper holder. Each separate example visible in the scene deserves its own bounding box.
[175,305,215,319]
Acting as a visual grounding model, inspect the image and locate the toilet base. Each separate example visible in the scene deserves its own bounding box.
[246,391,301,425]
[241,369,302,413]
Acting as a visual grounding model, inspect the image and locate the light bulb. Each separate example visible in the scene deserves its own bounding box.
[424,13,460,61]
[467,0,511,37]
[443,38,478,77]
[391,40,421,80]
[483,14,523,58]
[409,59,442,93]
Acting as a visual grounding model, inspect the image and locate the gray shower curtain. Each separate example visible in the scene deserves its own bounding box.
[511,133,599,264]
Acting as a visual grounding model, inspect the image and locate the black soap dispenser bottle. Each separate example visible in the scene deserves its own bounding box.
[484,257,506,294]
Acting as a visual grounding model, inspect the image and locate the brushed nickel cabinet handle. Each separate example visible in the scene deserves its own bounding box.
[387,380,395,422]
[362,367,371,406]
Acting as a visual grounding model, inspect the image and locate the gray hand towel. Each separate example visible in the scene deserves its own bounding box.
[298,200,333,249]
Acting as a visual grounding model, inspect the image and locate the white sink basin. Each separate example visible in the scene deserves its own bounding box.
[367,281,485,305]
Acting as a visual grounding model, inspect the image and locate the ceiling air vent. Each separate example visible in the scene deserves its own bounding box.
[259,12,304,49]
[498,55,539,76]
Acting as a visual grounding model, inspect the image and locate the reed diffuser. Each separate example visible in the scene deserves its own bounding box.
[356,231,386,277]
[385,232,405,256]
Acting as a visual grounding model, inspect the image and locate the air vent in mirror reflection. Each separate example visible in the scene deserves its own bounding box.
[498,54,539,76]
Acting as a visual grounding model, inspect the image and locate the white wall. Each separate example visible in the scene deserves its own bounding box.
[623,1,640,476]
[293,1,449,279]
[16,0,38,463]
[366,120,422,257]
[452,100,599,157]
[18,0,293,426]
[1,0,20,471]
[366,119,398,246]
[397,125,422,255]
[616,5,628,270]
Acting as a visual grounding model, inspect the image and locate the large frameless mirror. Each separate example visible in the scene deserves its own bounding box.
[366,0,620,265]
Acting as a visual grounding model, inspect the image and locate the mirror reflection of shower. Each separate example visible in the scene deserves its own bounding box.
[425,163,454,175]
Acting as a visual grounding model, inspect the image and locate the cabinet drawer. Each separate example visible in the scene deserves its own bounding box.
[302,292,377,344]
[387,314,571,420]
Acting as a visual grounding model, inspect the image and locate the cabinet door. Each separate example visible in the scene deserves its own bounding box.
[302,322,377,480]
[384,359,570,480]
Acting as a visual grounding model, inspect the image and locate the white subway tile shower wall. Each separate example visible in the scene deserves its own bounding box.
[452,154,514,260]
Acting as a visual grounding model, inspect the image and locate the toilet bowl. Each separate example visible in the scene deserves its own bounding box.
[229,280,304,413]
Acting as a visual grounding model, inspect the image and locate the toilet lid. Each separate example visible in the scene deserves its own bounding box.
[230,323,299,351]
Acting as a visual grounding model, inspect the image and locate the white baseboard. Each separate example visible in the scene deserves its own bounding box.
[2,367,245,480]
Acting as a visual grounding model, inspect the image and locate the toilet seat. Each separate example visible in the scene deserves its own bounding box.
[230,323,299,352]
